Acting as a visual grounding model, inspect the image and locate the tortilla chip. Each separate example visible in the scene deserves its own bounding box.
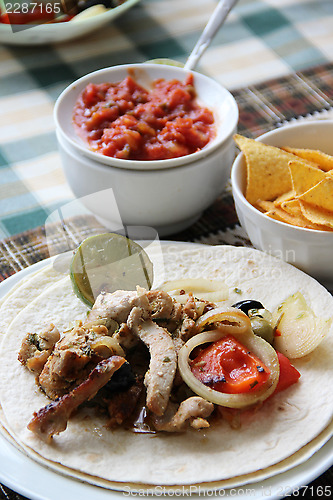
[255,200,275,212]
[234,135,294,204]
[283,147,333,172]
[281,199,302,216]
[299,201,333,229]
[289,160,326,196]
[265,208,307,228]
[273,190,296,208]
[298,177,333,212]
[265,205,332,230]
[264,209,287,223]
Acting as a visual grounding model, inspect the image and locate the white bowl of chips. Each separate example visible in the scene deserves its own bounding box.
[231,120,333,287]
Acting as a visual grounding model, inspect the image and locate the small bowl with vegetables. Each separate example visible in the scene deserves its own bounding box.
[0,0,139,45]
[55,63,238,236]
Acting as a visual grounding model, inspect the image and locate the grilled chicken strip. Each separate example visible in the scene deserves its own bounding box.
[146,290,174,320]
[38,323,110,399]
[28,356,125,442]
[88,289,182,329]
[127,306,177,416]
[87,290,150,325]
[36,290,149,399]
[152,396,214,432]
[18,324,60,375]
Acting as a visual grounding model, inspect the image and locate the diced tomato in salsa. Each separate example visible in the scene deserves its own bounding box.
[73,74,215,161]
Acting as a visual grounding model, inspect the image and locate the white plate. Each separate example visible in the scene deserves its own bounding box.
[0,0,140,46]
[0,254,332,500]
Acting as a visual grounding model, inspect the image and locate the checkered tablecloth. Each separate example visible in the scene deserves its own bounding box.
[1,3,333,499]
[1,0,333,238]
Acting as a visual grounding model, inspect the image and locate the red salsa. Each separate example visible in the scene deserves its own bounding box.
[73,74,215,161]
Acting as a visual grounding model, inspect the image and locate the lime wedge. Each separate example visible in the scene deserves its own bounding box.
[70,233,154,307]
[146,58,184,67]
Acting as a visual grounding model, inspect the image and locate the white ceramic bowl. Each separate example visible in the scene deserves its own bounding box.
[55,63,238,169]
[231,120,333,287]
[55,63,239,236]
[0,0,139,45]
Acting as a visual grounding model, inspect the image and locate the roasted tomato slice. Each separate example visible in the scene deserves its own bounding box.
[191,334,270,394]
[273,351,301,394]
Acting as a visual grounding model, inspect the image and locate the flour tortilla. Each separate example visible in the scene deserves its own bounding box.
[0,260,67,437]
[0,261,67,336]
[0,244,332,489]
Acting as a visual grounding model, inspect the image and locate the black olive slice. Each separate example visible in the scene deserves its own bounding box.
[232,300,264,316]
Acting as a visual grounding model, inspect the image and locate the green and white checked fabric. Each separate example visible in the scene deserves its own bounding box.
[1,0,333,238]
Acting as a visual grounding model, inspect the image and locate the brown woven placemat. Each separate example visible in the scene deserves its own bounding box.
[1,62,333,500]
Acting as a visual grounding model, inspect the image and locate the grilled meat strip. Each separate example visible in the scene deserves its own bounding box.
[152,396,214,432]
[87,290,151,350]
[18,324,60,375]
[24,289,208,428]
[87,290,150,325]
[88,288,183,333]
[28,356,125,441]
[33,290,162,399]
[38,323,111,399]
[146,290,174,320]
[127,306,177,416]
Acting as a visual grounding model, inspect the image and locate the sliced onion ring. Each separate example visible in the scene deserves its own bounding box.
[159,278,229,303]
[195,307,252,335]
[91,336,125,357]
[178,330,280,409]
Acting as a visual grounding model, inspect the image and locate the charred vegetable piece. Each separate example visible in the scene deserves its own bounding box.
[178,329,280,409]
[191,335,270,394]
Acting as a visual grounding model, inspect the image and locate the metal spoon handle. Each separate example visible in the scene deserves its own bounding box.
[184,0,239,71]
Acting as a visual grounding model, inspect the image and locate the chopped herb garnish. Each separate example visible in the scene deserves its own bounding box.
[234,288,242,294]
[27,333,41,350]
[81,345,92,356]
